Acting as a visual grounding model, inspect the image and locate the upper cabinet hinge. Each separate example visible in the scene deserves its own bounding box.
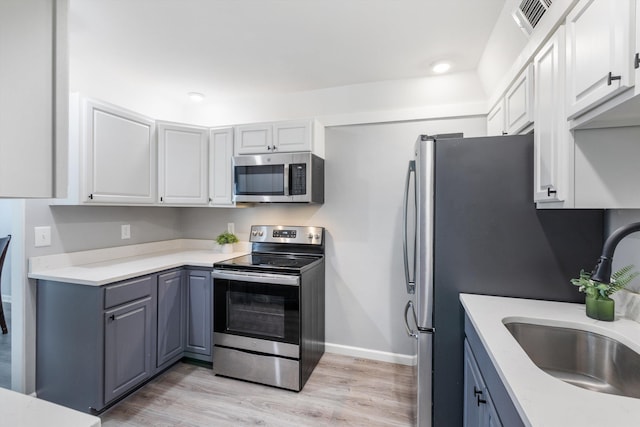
[635,53,640,69]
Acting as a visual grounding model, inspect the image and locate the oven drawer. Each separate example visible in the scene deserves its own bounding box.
[213,346,300,391]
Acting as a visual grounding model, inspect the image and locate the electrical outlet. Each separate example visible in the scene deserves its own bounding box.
[121,224,131,240]
[34,226,51,247]
[227,222,235,234]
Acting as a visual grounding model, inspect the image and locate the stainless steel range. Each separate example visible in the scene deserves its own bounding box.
[212,225,325,391]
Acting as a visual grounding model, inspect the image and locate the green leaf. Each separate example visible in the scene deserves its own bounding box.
[570,264,639,297]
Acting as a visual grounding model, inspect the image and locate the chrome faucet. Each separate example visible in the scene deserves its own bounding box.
[591,222,640,283]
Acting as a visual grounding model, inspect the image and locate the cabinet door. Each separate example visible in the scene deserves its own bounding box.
[185,270,212,357]
[235,124,273,154]
[273,120,313,152]
[464,341,484,427]
[505,65,534,135]
[534,27,565,203]
[83,98,156,204]
[156,271,184,369]
[0,0,67,197]
[209,127,235,206]
[486,100,506,136]
[157,122,208,205]
[464,340,503,427]
[566,0,635,119]
[104,297,153,404]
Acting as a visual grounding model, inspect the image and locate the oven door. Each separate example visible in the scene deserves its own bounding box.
[213,270,300,357]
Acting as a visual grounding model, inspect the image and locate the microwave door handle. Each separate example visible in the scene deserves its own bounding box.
[284,163,290,197]
[403,160,416,294]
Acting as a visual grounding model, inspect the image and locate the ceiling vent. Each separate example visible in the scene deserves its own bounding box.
[512,0,553,35]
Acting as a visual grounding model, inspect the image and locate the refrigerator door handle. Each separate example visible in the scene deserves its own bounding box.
[403,160,416,294]
[403,300,419,339]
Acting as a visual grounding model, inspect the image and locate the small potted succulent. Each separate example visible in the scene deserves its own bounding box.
[571,265,638,321]
[215,231,239,254]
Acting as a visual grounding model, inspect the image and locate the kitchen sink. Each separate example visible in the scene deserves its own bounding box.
[504,321,640,399]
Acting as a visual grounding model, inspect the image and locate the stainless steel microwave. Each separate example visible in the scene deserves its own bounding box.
[233,152,324,203]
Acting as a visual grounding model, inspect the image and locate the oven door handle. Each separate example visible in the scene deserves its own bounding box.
[212,270,300,286]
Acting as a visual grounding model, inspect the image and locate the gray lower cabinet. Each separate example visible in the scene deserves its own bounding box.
[104,295,154,404]
[156,270,185,370]
[184,269,212,361]
[464,340,502,427]
[464,315,524,427]
[37,274,158,413]
[37,267,213,414]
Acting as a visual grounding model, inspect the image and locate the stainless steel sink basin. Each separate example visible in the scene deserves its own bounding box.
[504,321,640,399]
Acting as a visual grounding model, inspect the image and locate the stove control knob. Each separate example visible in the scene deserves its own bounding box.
[258,231,264,236]
[314,234,320,240]
[308,233,314,239]
[252,230,258,236]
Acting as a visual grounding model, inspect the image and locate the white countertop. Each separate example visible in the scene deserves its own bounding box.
[28,239,250,286]
[0,388,101,427]
[460,293,640,427]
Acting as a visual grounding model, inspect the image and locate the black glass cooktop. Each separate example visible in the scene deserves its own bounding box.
[214,253,322,272]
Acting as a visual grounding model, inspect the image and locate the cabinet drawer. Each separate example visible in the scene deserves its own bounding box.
[104,275,154,309]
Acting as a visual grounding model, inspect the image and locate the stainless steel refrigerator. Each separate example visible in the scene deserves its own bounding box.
[402,134,604,427]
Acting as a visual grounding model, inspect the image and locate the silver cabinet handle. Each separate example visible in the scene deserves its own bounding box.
[404,300,418,339]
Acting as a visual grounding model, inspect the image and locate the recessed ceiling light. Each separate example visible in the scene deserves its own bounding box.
[188,92,205,102]
[432,62,451,74]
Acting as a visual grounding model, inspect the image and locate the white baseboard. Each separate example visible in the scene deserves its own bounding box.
[325,342,416,366]
[1,294,10,304]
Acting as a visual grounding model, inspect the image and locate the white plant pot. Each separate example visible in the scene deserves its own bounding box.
[221,244,233,254]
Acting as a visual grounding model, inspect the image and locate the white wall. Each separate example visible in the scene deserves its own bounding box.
[181,116,486,361]
[476,0,528,99]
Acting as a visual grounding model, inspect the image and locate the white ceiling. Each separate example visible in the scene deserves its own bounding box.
[69,0,507,105]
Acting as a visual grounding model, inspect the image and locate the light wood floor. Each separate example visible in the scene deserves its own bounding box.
[101,353,415,426]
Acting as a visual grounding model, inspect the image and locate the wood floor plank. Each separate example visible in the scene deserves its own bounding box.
[101,353,415,426]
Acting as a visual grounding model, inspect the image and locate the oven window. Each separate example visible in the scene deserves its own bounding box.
[214,279,300,344]
[235,165,285,195]
[228,291,285,338]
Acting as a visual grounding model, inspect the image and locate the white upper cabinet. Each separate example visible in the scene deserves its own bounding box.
[83,98,156,204]
[209,127,235,206]
[235,123,273,154]
[566,0,635,119]
[0,0,67,198]
[505,64,534,135]
[486,100,506,136]
[157,123,208,205]
[486,65,533,137]
[534,26,570,206]
[272,120,313,152]
[235,119,321,155]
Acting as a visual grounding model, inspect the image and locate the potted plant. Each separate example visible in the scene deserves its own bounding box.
[215,231,239,254]
[570,265,638,321]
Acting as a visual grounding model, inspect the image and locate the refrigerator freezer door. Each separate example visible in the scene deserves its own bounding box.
[417,331,433,427]
[414,136,435,330]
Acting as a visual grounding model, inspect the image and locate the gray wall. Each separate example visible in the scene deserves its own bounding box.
[182,116,486,357]
[26,199,183,257]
